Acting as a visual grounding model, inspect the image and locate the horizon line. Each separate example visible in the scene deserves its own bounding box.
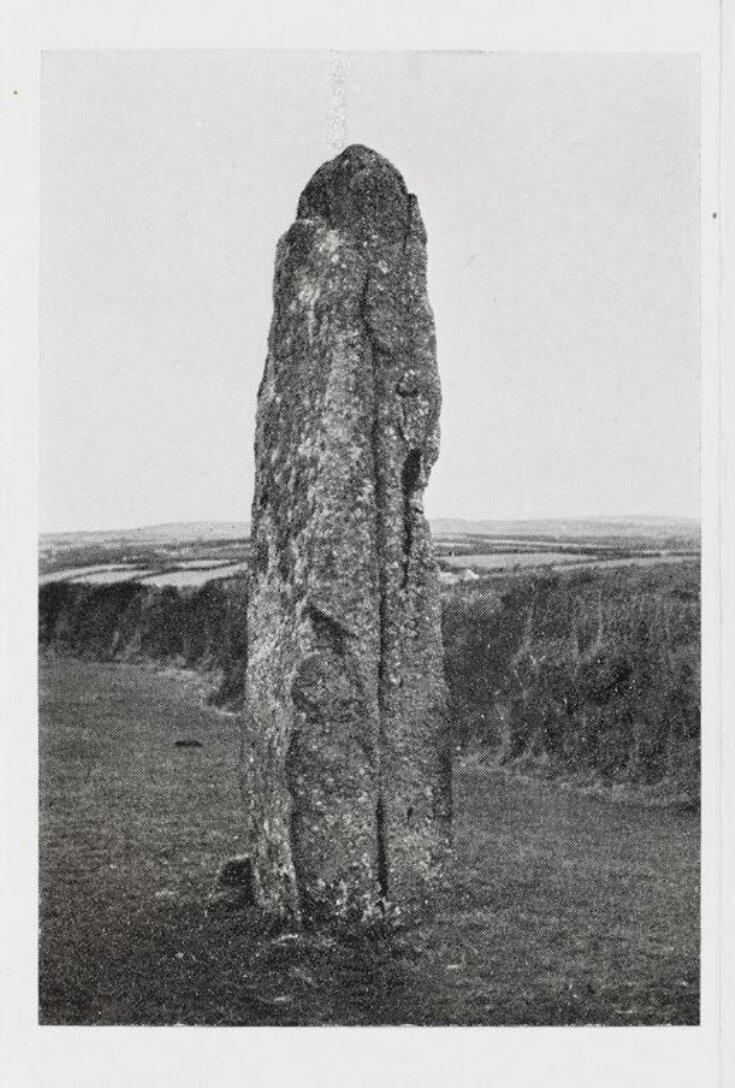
[39,511,702,538]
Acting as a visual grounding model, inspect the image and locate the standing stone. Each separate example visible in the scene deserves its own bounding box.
[242,145,451,920]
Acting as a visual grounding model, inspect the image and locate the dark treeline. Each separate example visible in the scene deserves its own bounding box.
[39,578,249,708]
[39,561,700,801]
[443,563,700,801]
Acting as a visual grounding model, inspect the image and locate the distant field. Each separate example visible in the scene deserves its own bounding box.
[441,551,698,573]
[443,550,592,570]
[69,568,151,585]
[39,524,252,580]
[39,552,251,587]
[38,562,246,588]
[39,517,699,589]
[39,658,700,1026]
[141,563,250,588]
[40,564,140,585]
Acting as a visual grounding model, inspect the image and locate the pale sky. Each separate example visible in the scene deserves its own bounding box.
[41,51,699,533]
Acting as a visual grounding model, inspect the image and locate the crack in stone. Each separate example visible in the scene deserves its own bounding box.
[362,267,391,902]
[401,450,422,589]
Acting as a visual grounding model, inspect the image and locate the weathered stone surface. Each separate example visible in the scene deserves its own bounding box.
[242,145,451,920]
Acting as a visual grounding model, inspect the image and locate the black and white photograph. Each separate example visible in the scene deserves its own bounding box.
[1,2,731,1086]
[36,46,702,1026]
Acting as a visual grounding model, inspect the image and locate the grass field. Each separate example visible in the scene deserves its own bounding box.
[39,657,699,1026]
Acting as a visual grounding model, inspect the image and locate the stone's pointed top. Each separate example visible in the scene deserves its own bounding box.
[333,143,402,175]
[297,145,412,245]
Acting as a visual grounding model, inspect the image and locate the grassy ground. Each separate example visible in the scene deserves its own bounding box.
[39,657,699,1026]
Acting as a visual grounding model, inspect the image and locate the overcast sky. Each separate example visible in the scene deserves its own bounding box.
[41,51,699,532]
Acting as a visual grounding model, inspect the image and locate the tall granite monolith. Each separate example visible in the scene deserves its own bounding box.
[241,145,451,920]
